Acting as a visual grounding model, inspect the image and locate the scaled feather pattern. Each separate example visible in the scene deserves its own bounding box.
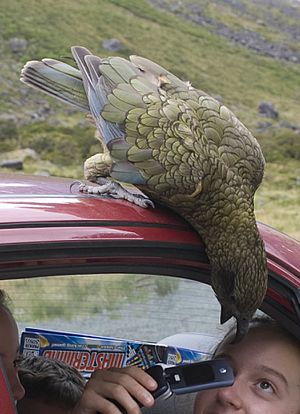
[20,46,268,342]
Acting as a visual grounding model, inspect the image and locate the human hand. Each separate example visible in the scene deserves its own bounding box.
[73,366,158,414]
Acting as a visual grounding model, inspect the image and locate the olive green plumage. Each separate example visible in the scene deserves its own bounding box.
[20,46,268,342]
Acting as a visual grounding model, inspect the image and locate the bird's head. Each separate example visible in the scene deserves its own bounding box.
[209,229,268,343]
[219,294,255,344]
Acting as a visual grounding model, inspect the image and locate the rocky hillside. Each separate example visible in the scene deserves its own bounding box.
[0,0,299,237]
[149,0,300,63]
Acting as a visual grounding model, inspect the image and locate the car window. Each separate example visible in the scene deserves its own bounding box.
[0,274,229,348]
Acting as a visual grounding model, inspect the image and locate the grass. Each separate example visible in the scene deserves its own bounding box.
[255,160,300,240]
[0,0,299,122]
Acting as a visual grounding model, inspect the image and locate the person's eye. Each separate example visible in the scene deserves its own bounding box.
[257,380,275,394]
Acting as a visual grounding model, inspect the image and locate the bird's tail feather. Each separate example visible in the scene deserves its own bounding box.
[71,46,126,147]
[20,59,89,111]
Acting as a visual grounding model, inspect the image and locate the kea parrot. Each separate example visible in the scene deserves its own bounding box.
[20,46,268,342]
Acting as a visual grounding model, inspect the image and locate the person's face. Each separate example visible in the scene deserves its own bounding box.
[0,307,25,401]
[194,327,300,414]
[17,398,73,414]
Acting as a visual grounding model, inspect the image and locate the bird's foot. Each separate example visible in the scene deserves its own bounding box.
[78,177,154,209]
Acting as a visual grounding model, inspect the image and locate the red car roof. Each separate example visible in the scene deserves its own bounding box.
[0,173,202,246]
[0,173,298,274]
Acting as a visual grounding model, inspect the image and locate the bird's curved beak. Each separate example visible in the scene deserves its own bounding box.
[231,317,250,343]
[220,305,233,324]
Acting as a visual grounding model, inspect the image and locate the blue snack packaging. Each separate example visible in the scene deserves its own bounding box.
[20,327,210,377]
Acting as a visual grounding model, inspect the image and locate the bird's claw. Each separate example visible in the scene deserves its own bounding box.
[77,178,154,209]
[117,192,154,208]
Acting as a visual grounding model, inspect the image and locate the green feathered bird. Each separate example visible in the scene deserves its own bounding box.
[20,46,268,342]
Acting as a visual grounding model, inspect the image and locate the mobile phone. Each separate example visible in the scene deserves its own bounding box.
[97,359,234,414]
[164,358,234,394]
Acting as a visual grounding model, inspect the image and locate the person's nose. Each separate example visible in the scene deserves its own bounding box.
[10,371,25,401]
[216,376,244,409]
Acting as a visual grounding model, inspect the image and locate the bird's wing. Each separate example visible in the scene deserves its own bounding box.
[98,72,206,193]
[70,48,202,189]
[70,49,265,196]
[104,81,203,190]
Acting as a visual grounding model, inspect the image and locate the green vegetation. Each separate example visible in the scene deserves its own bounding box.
[0,274,179,322]
[1,0,299,120]
[255,160,300,240]
[0,0,299,241]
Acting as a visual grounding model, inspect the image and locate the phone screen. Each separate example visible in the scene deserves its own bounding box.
[182,364,215,385]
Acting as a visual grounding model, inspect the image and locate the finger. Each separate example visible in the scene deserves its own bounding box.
[110,367,158,391]
[81,379,147,414]
[92,368,157,408]
[74,387,123,414]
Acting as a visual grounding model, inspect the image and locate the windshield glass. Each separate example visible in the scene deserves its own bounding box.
[1,274,228,346]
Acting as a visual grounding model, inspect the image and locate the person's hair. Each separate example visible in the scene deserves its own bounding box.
[18,356,85,409]
[0,289,13,314]
[213,315,300,356]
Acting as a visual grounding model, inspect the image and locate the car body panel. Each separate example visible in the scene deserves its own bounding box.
[0,173,299,339]
[0,174,298,275]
